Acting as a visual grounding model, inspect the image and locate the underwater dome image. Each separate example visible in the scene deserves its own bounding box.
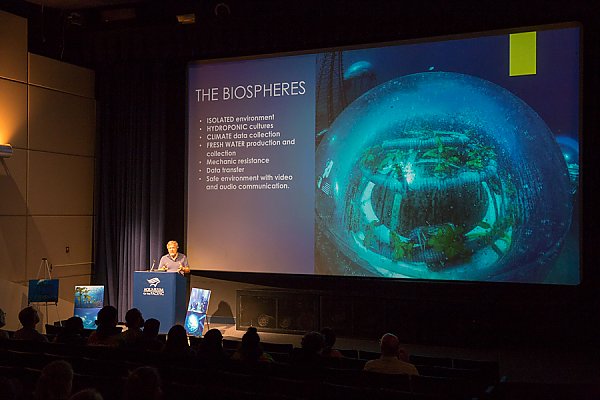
[315,72,573,282]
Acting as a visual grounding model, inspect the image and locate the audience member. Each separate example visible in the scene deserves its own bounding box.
[0,308,9,340]
[55,316,86,345]
[363,333,419,375]
[138,318,163,351]
[87,305,122,347]
[121,308,144,348]
[34,360,74,400]
[196,328,227,364]
[231,327,273,363]
[124,366,162,400]
[0,376,18,400]
[13,306,48,342]
[321,327,343,358]
[162,324,193,355]
[291,331,325,366]
[68,388,103,400]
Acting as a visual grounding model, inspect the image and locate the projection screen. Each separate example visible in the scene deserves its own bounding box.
[187,23,581,285]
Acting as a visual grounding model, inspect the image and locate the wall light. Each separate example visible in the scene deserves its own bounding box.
[0,144,13,158]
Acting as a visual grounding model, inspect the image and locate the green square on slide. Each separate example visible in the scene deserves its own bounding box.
[510,32,536,76]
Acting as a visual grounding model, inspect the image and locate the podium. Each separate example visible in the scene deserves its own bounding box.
[133,271,187,334]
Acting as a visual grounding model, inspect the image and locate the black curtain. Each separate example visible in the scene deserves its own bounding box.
[94,61,185,317]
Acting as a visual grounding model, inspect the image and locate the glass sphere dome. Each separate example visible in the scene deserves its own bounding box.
[315,72,572,282]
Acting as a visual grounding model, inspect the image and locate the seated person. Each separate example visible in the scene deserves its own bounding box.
[34,360,73,400]
[87,305,122,347]
[124,366,162,400]
[138,318,163,351]
[0,376,18,400]
[55,316,87,346]
[363,333,419,375]
[0,308,9,340]
[162,324,194,356]
[321,327,343,358]
[121,308,144,348]
[291,331,325,366]
[13,306,48,342]
[196,328,227,364]
[231,327,273,363]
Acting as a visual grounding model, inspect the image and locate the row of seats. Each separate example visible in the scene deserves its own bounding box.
[0,359,490,400]
[0,338,499,400]
[4,354,598,400]
[220,337,499,382]
[1,336,499,382]
[33,327,499,379]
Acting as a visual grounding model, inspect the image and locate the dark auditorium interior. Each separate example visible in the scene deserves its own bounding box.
[0,0,599,399]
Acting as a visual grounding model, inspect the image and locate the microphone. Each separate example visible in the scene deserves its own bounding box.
[149,259,156,271]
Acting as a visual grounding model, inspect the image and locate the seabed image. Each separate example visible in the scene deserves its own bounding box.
[315,72,574,283]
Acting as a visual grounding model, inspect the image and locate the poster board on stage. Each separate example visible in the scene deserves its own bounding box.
[28,279,59,303]
[184,288,211,336]
[74,285,105,329]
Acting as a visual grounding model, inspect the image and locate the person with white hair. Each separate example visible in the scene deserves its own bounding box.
[158,240,189,274]
[363,333,419,375]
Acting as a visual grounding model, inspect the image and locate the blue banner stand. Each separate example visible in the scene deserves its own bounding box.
[133,271,187,334]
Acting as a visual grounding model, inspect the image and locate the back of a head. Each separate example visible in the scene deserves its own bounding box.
[64,317,84,334]
[125,308,144,329]
[143,318,160,337]
[125,366,161,400]
[165,324,188,351]
[301,331,324,355]
[18,306,39,329]
[35,360,74,400]
[380,333,400,357]
[240,327,263,361]
[95,306,118,328]
[241,327,260,348]
[320,327,337,348]
[0,376,17,400]
[202,328,223,348]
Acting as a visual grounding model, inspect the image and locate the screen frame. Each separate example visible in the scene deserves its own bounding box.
[184,21,583,288]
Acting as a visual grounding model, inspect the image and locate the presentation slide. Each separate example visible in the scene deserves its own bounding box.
[187,24,580,284]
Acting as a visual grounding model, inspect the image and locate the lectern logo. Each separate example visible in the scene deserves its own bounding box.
[147,278,161,287]
[143,277,165,296]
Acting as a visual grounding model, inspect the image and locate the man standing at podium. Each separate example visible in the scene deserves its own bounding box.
[159,240,189,275]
